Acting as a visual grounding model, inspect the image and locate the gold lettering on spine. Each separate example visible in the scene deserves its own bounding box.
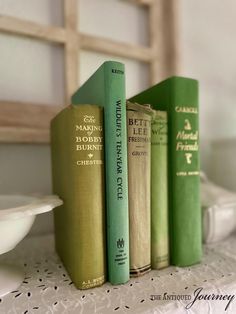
[175,106,198,114]
[76,144,103,151]
[75,114,103,166]
[75,136,103,143]
[176,131,198,140]
[176,142,198,151]
[175,106,199,174]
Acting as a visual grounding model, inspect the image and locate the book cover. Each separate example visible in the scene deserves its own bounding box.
[127,101,152,276]
[51,104,106,289]
[151,110,169,269]
[72,61,129,284]
[130,76,202,266]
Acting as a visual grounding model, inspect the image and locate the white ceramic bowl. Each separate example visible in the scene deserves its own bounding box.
[0,194,62,297]
[0,195,62,255]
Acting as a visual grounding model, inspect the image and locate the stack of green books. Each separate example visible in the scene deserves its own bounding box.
[50,61,202,289]
[130,76,202,267]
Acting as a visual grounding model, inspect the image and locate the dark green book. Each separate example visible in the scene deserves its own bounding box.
[71,61,129,284]
[130,76,202,266]
[51,104,106,289]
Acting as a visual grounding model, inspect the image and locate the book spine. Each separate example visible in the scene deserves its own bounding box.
[127,108,151,276]
[104,63,129,284]
[170,78,202,266]
[51,105,106,289]
[151,111,169,269]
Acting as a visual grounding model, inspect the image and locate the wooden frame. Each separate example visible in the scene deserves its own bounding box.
[0,0,178,143]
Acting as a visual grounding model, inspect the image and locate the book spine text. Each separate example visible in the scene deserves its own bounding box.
[151,110,169,269]
[104,63,130,284]
[127,108,151,276]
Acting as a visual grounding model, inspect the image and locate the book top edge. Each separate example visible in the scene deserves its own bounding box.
[161,76,198,84]
[126,101,167,116]
[103,60,124,67]
[126,101,153,115]
[71,60,125,100]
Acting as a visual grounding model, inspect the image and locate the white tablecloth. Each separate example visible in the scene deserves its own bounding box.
[0,234,235,314]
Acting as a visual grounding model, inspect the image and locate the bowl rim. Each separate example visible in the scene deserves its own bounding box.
[0,195,62,220]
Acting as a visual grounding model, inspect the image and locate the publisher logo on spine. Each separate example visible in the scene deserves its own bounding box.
[117,238,125,249]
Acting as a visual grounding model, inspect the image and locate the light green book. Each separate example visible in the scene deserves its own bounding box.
[51,104,106,289]
[151,110,169,269]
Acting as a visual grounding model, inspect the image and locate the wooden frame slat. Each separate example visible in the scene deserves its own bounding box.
[149,1,163,84]
[80,33,153,62]
[0,101,62,143]
[0,127,50,143]
[0,15,154,63]
[162,0,179,75]
[126,0,154,6]
[64,0,79,104]
[0,101,62,129]
[0,15,66,43]
[0,0,178,143]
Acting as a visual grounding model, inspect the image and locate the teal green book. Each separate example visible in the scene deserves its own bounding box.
[130,76,202,266]
[72,61,129,284]
[51,105,106,289]
[151,110,169,269]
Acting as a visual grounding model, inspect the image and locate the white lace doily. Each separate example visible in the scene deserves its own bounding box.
[0,234,235,314]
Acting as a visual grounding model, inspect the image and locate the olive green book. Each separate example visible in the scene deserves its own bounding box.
[127,101,152,276]
[51,104,106,289]
[151,110,169,269]
[130,76,202,266]
[71,61,129,285]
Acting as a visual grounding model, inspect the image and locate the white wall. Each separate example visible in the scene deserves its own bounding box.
[2,0,236,236]
[0,0,149,234]
[179,0,236,190]
[78,0,149,97]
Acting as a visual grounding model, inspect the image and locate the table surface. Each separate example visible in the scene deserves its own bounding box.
[0,234,235,314]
